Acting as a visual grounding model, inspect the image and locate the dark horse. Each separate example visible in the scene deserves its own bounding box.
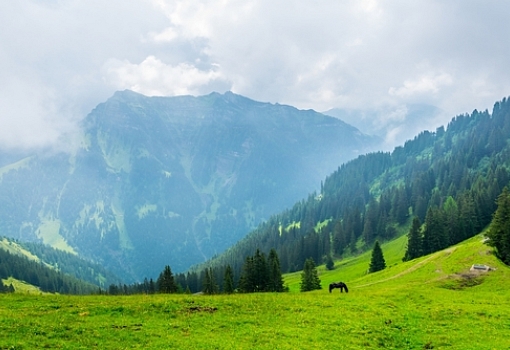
[329,282,348,293]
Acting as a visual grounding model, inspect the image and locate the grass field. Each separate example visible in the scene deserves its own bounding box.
[1,234,510,349]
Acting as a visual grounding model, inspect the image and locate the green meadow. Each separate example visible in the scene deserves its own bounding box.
[1,234,510,349]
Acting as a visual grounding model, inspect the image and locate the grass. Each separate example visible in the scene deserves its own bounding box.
[1,234,510,349]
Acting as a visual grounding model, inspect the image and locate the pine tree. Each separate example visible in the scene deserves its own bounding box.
[157,265,178,293]
[148,278,156,294]
[422,206,447,255]
[239,256,255,293]
[403,217,423,261]
[369,241,386,273]
[325,254,335,270]
[253,249,268,292]
[223,265,235,294]
[267,249,284,292]
[487,187,510,264]
[300,258,321,292]
[203,267,219,295]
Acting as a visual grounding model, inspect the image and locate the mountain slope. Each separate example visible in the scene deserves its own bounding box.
[191,97,510,282]
[0,90,379,281]
[0,237,120,290]
[284,232,507,293]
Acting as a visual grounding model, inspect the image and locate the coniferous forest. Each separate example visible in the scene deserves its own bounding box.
[3,97,510,295]
[174,97,510,293]
[0,247,100,294]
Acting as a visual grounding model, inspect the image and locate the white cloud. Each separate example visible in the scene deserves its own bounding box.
[389,72,453,98]
[104,56,228,96]
[2,0,510,149]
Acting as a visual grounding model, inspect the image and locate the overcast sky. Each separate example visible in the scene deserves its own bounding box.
[2,0,510,150]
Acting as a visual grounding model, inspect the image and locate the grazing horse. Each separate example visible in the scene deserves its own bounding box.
[329,282,348,293]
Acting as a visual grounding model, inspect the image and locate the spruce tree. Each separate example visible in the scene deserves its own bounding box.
[325,254,335,270]
[300,258,321,292]
[422,206,447,255]
[487,187,510,264]
[148,278,156,294]
[369,241,386,273]
[223,265,235,294]
[403,217,423,261]
[253,249,268,292]
[267,249,284,292]
[239,256,255,293]
[203,267,219,295]
[157,265,178,293]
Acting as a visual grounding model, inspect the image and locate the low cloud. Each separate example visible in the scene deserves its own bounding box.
[104,56,229,97]
[2,0,510,150]
[389,73,453,98]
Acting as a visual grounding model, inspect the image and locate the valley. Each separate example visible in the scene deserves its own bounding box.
[1,233,508,349]
[0,90,378,281]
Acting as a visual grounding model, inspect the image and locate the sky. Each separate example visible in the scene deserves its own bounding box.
[2,0,510,150]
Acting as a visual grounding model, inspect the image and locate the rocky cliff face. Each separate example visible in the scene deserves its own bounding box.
[0,90,379,281]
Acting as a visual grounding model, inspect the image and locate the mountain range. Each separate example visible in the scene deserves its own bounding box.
[0,90,379,281]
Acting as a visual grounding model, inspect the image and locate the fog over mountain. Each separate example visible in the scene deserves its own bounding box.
[324,103,444,150]
[2,2,510,151]
[0,91,378,281]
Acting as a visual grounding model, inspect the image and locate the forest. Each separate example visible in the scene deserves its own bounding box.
[172,97,510,293]
[0,247,100,294]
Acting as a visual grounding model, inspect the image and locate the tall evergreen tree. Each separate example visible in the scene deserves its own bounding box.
[148,278,156,294]
[267,249,284,292]
[422,206,447,255]
[487,187,510,264]
[403,217,423,261]
[369,241,386,273]
[300,258,321,292]
[157,265,178,293]
[203,267,218,295]
[253,249,268,292]
[223,265,235,294]
[443,196,461,245]
[239,256,255,293]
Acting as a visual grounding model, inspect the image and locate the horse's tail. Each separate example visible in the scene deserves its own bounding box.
[344,283,349,293]
[328,284,333,293]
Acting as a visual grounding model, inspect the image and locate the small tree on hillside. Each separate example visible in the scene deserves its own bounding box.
[223,265,235,294]
[369,241,386,273]
[253,249,268,292]
[324,254,335,270]
[403,217,423,261]
[203,267,219,295]
[157,265,178,293]
[239,256,255,293]
[487,187,510,264]
[300,258,321,292]
[267,248,284,292]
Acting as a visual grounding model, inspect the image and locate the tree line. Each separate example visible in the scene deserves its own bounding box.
[188,97,510,278]
[0,247,99,294]
[106,248,286,295]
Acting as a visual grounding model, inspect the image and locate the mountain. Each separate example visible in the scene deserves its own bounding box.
[324,103,443,150]
[188,97,510,285]
[0,236,116,294]
[0,90,379,282]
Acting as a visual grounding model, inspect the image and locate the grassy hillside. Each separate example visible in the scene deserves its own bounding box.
[1,234,509,349]
[0,236,121,291]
